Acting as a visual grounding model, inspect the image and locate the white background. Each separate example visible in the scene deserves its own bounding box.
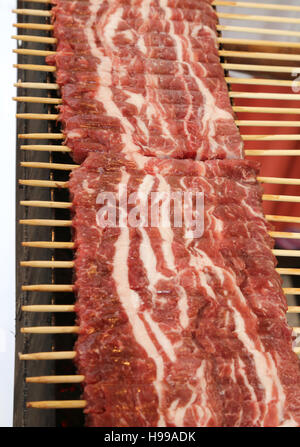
[0,0,299,428]
[0,0,16,428]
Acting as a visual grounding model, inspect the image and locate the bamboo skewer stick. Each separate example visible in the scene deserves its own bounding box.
[277,269,300,276]
[18,181,300,203]
[26,375,84,384]
[12,9,52,17]
[19,216,300,227]
[20,200,72,209]
[19,163,300,185]
[18,133,63,139]
[21,145,70,152]
[13,49,55,57]
[21,284,73,292]
[21,326,79,334]
[18,146,300,157]
[20,161,78,170]
[20,257,300,270]
[233,106,300,115]
[245,150,300,156]
[13,23,53,31]
[14,82,58,90]
[226,78,300,88]
[230,93,300,101]
[16,113,58,120]
[212,1,300,12]
[220,50,300,63]
[20,303,300,313]
[13,64,56,72]
[14,97,62,105]
[218,37,300,49]
[13,78,300,89]
[20,321,300,333]
[22,305,75,312]
[263,195,300,203]
[26,401,87,410]
[19,351,76,361]
[217,24,300,38]
[19,219,72,227]
[13,20,300,39]
[12,44,300,63]
[19,179,67,188]
[22,241,74,249]
[11,35,56,44]
[20,261,74,268]
[218,12,300,25]
[258,177,300,186]
[243,135,300,141]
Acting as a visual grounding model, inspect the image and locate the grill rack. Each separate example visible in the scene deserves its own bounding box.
[14,0,300,427]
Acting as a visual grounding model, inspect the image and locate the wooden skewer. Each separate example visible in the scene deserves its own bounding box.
[14,97,62,105]
[277,269,300,276]
[22,305,75,312]
[26,400,86,409]
[21,0,51,3]
[20,162,75,170]
[213,1,300,12]
[218,37,300,49]
[18,146,300,157]
[21,284,73,292]
[20,261,74,268]
[12,44,300,63]
[11,35,56,44]
[230,92,300,101]
[26,375,84,384]
[258,177,300,186]
[21,326,79,334]
[14,82,58,90]
[19,351,76,361]
[273,250,300,258]
[13,49,55,57]
[218,12,300,24]
[13,78,300,90]
[217,24,300,38]
[22,241,74,248]
[21,144,70,152]
[18,181,300,203]
[19,219,72,227]
[12,9,52,17]
[283,289,300,296]
[16,113,58,120]
[13,21,300,39]
[226,78,300,88]
[263,194,300,203]
[14,61,300,74]
[220,50,300,63]
[288,307,300,314]
[13,23,53,31]
[18,133,63,139]
[223,63,300,74]
[19,179,67,188]
[245,150,300,156]
[266,215,300,224]
[20,200,72,209]
[269,232,300,239]
[13,64,56,72]
[233,106,300,115]
[19,216,300,227]
[243,135,300,141]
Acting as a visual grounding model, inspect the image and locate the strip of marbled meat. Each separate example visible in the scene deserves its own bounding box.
[48,0,244,162]
[69,152,300,427]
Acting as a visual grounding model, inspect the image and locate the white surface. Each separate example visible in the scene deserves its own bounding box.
[0,0,16,428]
